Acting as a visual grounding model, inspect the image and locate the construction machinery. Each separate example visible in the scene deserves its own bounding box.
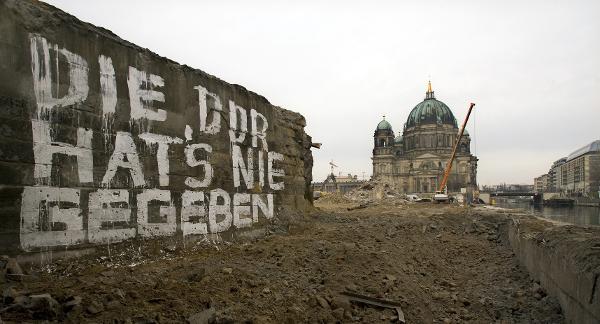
[329,160,338,175]
[433,102,476,203]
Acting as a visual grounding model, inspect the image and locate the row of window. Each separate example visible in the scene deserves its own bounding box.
[556,157,586,185]
[404,134,469,151]
[375,134,471,154]
[375,162,469,175]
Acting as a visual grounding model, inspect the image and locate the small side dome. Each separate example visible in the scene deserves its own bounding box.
[376,117,393,131]
[394,135,403,144]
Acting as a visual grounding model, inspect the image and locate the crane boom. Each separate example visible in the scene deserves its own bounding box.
[437,102,476,193]
[329,160,339,174]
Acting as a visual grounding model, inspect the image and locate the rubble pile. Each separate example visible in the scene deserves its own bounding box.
[315,192,355,205]
[0,205,565,322]
[315,181,414,212]
[343,181,411,206]
[1,256,64,321]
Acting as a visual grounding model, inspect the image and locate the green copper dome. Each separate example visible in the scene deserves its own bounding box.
[394,135,403,143]
[405,83,457,129]
[376,118,393,131]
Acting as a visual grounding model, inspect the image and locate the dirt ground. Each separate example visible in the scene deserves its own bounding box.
[0,198,564,323]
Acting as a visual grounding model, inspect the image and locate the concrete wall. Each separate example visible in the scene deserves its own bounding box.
[0,0,313,254]
[479,193,490,204]
[507,217,600,324]
[543,192,561,200]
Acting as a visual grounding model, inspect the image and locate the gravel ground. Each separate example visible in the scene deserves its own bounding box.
[0,200,564,323]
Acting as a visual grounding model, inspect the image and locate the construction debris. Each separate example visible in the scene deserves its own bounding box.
[341,291,406,323]
[0,203,565,323]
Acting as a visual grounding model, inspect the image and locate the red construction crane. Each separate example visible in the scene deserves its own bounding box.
[433,102,476,202]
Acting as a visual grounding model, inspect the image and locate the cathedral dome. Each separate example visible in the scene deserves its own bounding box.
[405,82,457,129]
[394,135,403,144]
[375,117,393,131]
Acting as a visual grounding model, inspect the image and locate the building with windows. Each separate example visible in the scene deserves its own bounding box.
[313,173,365,193]
[372,82,478,193]
[560,141,600,196]
[547,157,566,192]
[534,174,548,193]
[534,140,600,198]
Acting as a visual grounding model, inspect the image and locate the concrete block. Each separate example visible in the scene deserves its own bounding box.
[0,0,313,254]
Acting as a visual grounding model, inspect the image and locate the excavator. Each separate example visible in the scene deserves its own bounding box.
[433,102,476,203]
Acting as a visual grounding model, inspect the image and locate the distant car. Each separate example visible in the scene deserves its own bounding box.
[406,194,422,202]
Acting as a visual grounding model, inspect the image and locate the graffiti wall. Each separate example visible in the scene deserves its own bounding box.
[0,1,313,253]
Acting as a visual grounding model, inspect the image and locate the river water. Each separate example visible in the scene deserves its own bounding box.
[493,199,600,227]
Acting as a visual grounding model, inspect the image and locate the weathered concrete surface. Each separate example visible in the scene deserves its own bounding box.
[507,215,600,324]
[0,0,313,255]
[479,192,490,204]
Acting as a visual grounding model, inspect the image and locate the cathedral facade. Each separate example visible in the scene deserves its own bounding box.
[372,82,478,193]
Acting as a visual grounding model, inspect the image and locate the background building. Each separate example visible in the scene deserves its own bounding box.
[313,173,365,193]
[560,141,600,197]
[547,157,567,192]
[534,174,548,193]
[372,82,477,194]
[533,140,600,198]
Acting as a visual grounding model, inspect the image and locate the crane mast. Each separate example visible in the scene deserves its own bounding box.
[434,102,476,201]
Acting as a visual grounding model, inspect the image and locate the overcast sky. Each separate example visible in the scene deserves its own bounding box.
[43,0,600,185]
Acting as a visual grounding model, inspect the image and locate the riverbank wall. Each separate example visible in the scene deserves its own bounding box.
[575,197,600,207]
[505,214,600,324]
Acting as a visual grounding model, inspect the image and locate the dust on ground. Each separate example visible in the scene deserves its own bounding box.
[0,195,563,323]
